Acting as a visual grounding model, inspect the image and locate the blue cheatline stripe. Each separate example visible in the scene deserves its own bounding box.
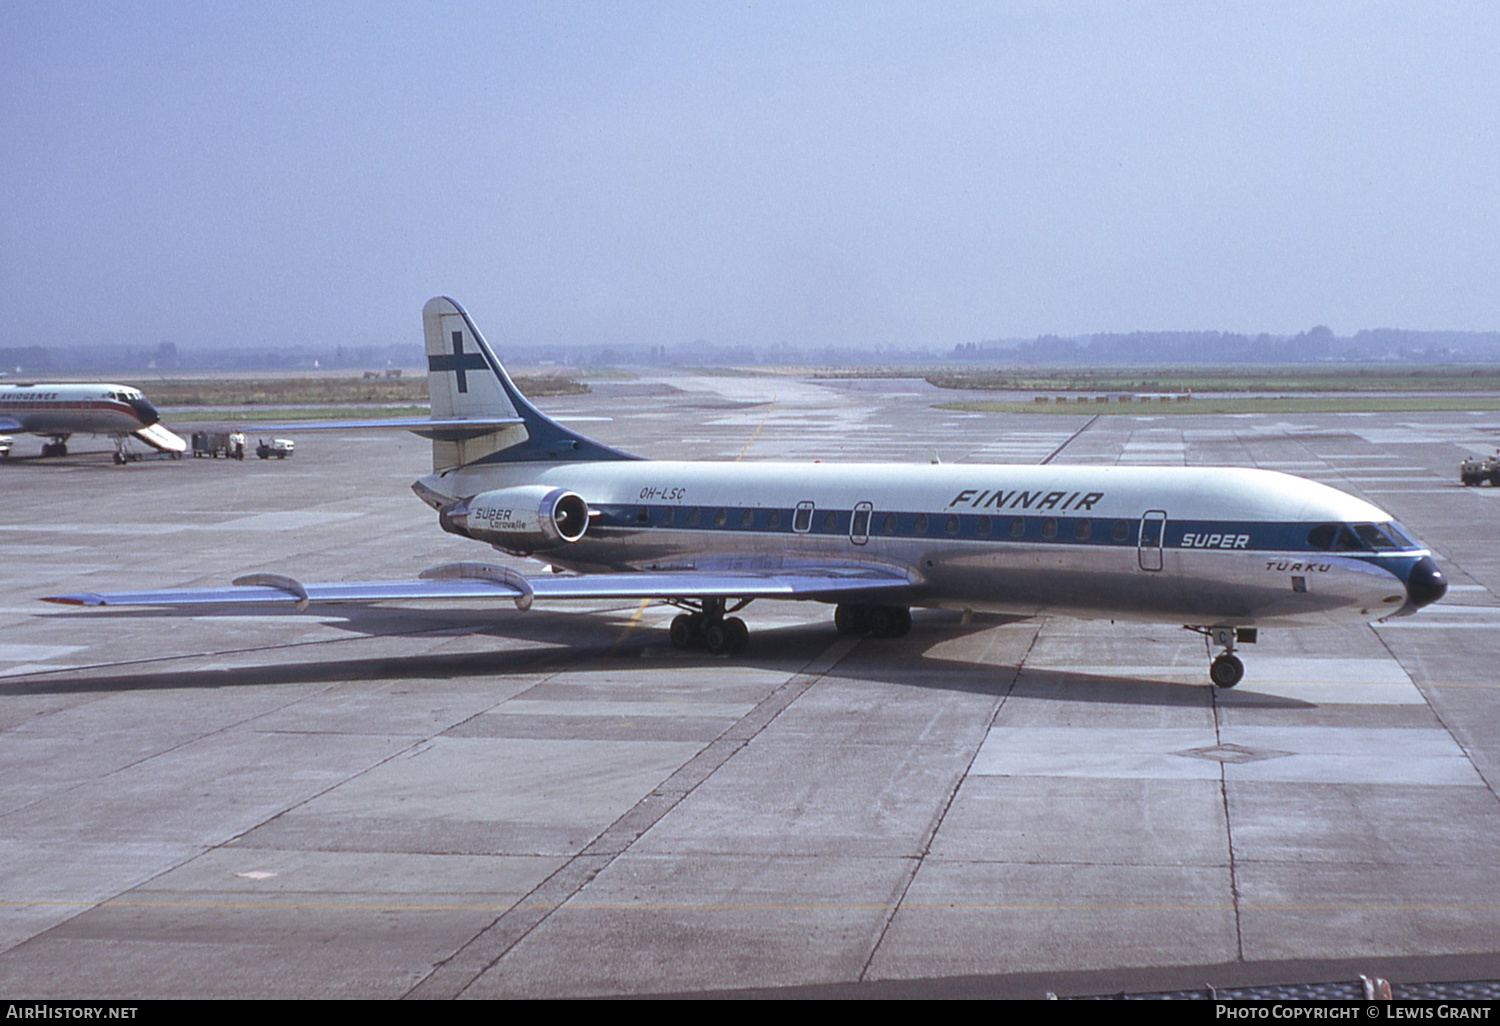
[585,504,1423,555]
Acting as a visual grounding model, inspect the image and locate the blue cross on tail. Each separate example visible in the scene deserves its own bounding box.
[428,331,489,393]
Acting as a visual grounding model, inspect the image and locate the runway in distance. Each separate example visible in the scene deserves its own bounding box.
[0,382,186,460]
[46,298,1448,687]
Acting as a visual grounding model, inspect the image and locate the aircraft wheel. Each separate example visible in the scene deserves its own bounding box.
[1210,654,1244,689]
[867,605,911,638]
[834,603,870,636]
[882,606,912,638]
[704,621,729,654]
[669,613,696,649]
[722,616,749,655]
[112,452,126,465]
[57,443,67,456]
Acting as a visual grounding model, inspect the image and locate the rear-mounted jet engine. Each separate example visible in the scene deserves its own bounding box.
[439,485,591,555]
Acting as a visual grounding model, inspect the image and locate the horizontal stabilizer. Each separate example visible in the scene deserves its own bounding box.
[243,415,611,441]
[134,423,187,453]
[255,415,526,441]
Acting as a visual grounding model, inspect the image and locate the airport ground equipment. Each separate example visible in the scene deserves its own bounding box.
[256,438,294,459]
[192,432,247,459]
[1459,452,1500,486]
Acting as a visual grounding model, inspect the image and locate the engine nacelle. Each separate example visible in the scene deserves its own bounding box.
[439,485,591,554]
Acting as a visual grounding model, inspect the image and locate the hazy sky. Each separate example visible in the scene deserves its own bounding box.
[4,2,1498,351]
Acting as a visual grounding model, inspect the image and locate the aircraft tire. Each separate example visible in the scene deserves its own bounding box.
[704,621,729,654]
[669,614,696,648]
[878,606,912,638]
[834,603,871,636]
[1210,654,1244,688]
[722,617,749,654]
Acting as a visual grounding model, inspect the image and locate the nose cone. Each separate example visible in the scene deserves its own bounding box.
[127,397,160,426]
[1405,556,1447,610]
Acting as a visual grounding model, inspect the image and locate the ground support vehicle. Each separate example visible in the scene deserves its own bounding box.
[256,438,294,459]
[1460,452,1500,486]
[192,432,247,459]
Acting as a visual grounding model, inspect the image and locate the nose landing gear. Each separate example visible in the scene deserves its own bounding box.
[1210,652,1244,688]
[1188,626,1255,688]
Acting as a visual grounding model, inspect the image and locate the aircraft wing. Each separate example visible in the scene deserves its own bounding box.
[42,562,917,610]
[0,416,22,432]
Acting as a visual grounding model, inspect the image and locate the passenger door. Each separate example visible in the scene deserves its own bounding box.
[849,501,872,545]
[1138,510,1167,571]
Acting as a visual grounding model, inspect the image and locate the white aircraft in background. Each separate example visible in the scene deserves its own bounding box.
[0,382,186,461]
[46,298,1447,687]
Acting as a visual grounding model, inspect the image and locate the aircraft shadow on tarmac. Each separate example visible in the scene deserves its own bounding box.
[12,604,1313,708]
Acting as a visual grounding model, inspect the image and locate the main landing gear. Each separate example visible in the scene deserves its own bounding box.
[1187,626,1256,688]
[666,599,916,655]
[669,597,750,655]
[834,602,912,638]
[40,437,69,458]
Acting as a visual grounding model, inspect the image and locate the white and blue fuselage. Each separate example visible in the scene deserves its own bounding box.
[420,459,1440,630]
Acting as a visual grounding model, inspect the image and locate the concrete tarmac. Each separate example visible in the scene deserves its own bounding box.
[1,375,1498,998]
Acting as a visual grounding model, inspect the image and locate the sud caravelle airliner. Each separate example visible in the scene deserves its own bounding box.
[0,382,186,460]
[46,297,1448,687]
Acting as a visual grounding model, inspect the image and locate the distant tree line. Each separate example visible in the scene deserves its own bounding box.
[954,326,1500,364]
[8,325,1500,378]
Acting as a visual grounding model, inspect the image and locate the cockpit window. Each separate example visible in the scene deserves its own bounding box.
[1310,521,1412,552]
[1352,523,1399,550]
[1332,527,1366,551]
[1382,522,1417,548]
[1307,524,1337,550]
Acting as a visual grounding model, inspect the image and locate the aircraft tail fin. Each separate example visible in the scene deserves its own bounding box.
[421,297,637,471]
